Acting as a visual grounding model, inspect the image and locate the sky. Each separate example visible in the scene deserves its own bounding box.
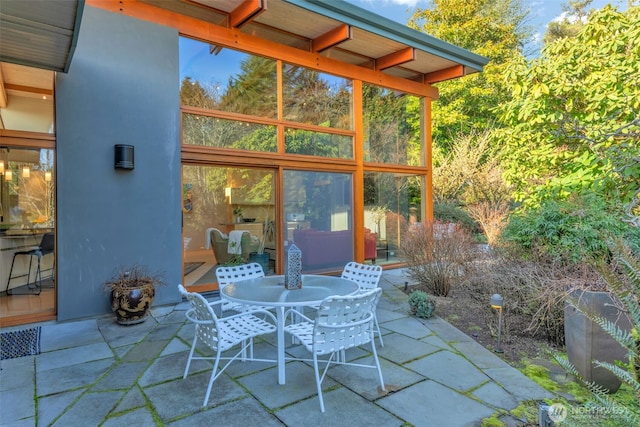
[345,0,629,54]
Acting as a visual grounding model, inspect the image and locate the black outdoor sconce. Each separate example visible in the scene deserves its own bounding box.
[114,144,134,170]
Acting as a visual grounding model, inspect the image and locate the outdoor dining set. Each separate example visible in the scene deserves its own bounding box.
[177,261,386,412]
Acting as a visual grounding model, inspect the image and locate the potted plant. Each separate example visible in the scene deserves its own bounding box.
[103,264,166,325]
[249,214,271,273]
[233,206,243,223]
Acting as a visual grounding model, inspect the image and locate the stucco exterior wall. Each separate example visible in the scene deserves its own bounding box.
[55,6,181,320]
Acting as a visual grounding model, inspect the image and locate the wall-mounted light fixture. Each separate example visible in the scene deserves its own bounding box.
[114,144,134,170]
[490,293,504,353]
[5,170,12,180]
[22,166,30,178]
[0,160,4,174]
[45,171,52,182]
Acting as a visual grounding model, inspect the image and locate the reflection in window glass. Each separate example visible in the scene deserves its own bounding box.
[0,148,55,229]
[284,170,353,273]
[283,64,353,130]
[364,172,424,263]
[284,128,352,158]
[182,165,276,285]
[182,114,277,151]
[363,84,422,166]
[180,37,277,118]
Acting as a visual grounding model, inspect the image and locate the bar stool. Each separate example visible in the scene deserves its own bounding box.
[6,232,54,295]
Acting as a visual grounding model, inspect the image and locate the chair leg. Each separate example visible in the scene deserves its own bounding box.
[5,254,19,294]
[370,337,385,392]
[374,314,383,347]
[313,353,325,413]
[203,351,223,407]
[183,331,199,379]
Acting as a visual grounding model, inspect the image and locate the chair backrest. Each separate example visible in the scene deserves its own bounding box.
[341,261,382,291]
[178,284,220,349]
[313,288,382,355]
[215,262,264,288]
[40,232,55,255]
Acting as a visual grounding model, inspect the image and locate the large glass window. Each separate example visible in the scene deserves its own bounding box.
[283,64,353,130]
[182,165,276,287]
[363,84,422,166]
[1,147,55,293]
[284,170,353,273]
[182,114,277,151]
[364,171,423,264]
[284,128,352,158]
[180,38,277,118]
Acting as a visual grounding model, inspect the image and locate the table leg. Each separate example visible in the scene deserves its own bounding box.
[277,306,285,385]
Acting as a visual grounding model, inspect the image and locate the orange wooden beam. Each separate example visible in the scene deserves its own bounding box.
[3,83,53,96]
[375,47,415,71]
[229,0,265,29]
[424,65,464,84]
[87,0,438,98]
[312,24,351,52]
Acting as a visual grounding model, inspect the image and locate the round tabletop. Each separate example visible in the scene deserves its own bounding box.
[220,274,359,307]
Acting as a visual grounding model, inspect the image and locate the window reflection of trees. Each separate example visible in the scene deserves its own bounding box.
[363,84,421,166]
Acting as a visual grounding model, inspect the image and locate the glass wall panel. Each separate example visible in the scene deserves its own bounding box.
[1,147,55,293]
[363,171,424,264]
[284,170,353,273]
[284,128,352,158]
[182,165,276,287]
[180,37,277,119]
[283,64,353,130]
[363,84,422,166]
[182,114,277,151]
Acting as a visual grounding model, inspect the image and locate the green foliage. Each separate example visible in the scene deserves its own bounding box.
[433,202,477,232]
[408,290,436,318]
[502,193,640,263]
[496,6,640,207]
[408,0,531,151]
[543,0,593,44]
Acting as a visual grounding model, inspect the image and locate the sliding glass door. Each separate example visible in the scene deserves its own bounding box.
[182,165,275,289]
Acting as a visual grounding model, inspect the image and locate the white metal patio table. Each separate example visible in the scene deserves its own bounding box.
[220,274,359,384]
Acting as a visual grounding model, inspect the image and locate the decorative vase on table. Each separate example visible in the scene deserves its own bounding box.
[284,243,302,289]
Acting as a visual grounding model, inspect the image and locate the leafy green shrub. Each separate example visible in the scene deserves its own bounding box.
[408,290,436,318]
[501,193,640,264]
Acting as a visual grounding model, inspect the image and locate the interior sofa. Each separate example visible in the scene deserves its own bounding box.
[293,229,353,269]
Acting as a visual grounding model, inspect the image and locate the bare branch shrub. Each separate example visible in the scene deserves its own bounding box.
[466,199,510,248]
[462,252,606,346]
[401,221,475,297]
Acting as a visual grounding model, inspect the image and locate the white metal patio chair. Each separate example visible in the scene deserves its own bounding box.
[284,288,385,412]
[215,262,265,314]
[178,284,277,407]
[341,261,384,346]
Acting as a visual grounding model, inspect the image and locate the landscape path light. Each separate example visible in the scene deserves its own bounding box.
[490,293,504,353]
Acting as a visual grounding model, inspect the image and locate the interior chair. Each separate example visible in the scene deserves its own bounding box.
[364,228,377,263]
[6,232,55,295]
[215,263,265,314]
[209,228,259,265]
[178,284,276,407]
[284,288,385,412]
[341,261,384,346]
